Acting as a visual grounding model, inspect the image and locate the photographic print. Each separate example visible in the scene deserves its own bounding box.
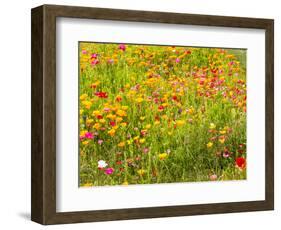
[79,42,247,187]
[32,5,273,224]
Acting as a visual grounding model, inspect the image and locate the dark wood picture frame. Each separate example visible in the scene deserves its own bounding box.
[31,4,274,225]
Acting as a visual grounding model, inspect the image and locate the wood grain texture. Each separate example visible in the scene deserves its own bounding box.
[265,20,274,210]
[31,4,274,225]
[31,6,44,224]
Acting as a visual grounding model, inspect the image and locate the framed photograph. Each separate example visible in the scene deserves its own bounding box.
[31,4,274,225]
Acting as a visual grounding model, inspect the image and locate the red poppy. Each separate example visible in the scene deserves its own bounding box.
[172,95,178,101]
[91,59,99,66]
[96,115,103,119]
[209,82,215,88]
[109,121,116,127]
[199,78,205,85]
[154,98,159,104]
[238,149,244,154]
[235,157,246,169]
[116,96,122,102]
[140,130,147,136]
[158,105,164,111]
[211,68,218,74]
[90,84,97,89]
[95,91,108,98]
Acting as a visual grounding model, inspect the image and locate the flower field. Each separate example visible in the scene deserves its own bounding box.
[79,42,247,187]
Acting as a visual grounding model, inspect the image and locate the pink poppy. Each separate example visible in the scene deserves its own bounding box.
[103,107,111,112]
[98,139,103,145]
[228,61,234,66]
[118,44,126,51]
[85,132,94,139]
[223,152,230,158]
[105,168,114,175]
[91,53,98,59]
[210,174,218,181]
[143,147,149,154]
[107,59,114,64]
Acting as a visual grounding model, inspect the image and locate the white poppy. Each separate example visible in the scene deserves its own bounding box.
[98,160,108,169]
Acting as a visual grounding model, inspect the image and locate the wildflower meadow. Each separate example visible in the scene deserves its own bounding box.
[79,42,247,187]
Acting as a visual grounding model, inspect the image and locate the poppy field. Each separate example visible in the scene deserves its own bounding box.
[79,42,247,187]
